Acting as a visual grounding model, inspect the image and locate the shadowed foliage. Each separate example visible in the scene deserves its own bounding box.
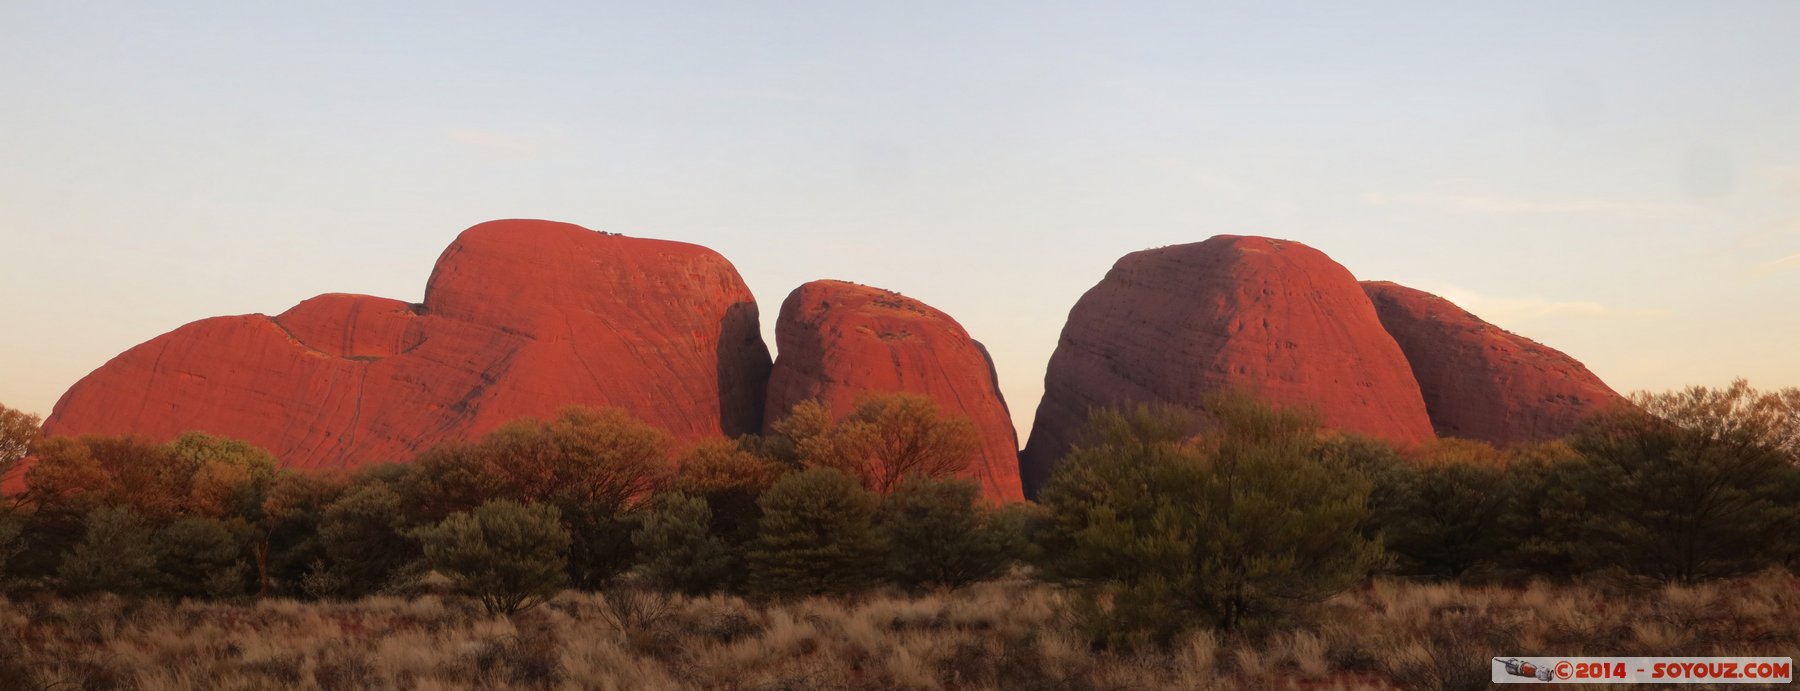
[415,499,570,615]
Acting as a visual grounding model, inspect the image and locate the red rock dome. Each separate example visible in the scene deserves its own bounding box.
[1020,235,1433,496]
[1362,281,1623,446]
[764,281,1024,503]
[42,219,771,470]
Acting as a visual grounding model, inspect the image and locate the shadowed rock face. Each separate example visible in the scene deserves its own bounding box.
[42,219,772,470]
[764,280,1025,504]
[1362,281,1623,446]
[1020,235,1433,497]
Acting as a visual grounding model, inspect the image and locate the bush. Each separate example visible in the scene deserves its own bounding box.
[773,394,980,494]
[153,517,247,599]
[633,493,734,594]
[0,403,38,488]
[416,500,571,615]
[1534,403,1800,582]
[57,506,157,596]
[317,483,419,598]
[672,439,785,546]
[0,514,22,582]
[257,470,350,596]
[400,407,673,589]
[1038,398,1384,644]
[1365,457,1513,579]
[876,475,1024,590]
[748,468,887,597]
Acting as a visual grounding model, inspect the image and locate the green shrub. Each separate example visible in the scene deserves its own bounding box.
[1535,403,1800,582]
[57,506,157,596]
[153,517,247,598]
[400,407,673,589]
[633,493,734,594]
[258,470,350,596]
[0,515,23,582]
[416,500,571,615]
[317,483,419,598]
[672,439,784,547]
[1367,460,1512,579]
[1038,398,1384,644]
[876,475,1024,590]
[748,468,886,597]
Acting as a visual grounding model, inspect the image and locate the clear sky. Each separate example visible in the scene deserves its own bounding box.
[3,2,1798,442]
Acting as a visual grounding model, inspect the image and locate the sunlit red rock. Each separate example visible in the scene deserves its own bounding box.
[1020,235,1434,496]
[1362,281,1624,446]
[42,219,772,470]
[764,280,1024,503]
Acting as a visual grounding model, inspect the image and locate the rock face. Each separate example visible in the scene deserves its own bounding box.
[764,281,1025,503]
[1020,236,1434,497]
[42,219,772,470]
[1362,281,1623,446]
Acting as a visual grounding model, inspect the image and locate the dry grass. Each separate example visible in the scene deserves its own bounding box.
[2,570,1796,691]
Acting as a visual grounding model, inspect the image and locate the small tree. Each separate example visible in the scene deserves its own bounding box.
[0,515,23,582]
[258,470,350,597]
[1039,398,1384,644]
[877,475,1022,590]
[0,403,38,491]
[166,432,279,520]
[775,394,980,495]
[317,483,419,598]
[1536,402,1800,582]
[1367,460,1513,579]
[672,439,785,546]
[632,493,734,594]
[416,500,570,615]
[57,506,157,596]
[405,407,673,589]
[153,517,248,599]
[748,468,886,597]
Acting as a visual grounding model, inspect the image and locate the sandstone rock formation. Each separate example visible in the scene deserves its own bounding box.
[1362,281,1623,446]
[43,219,771,470]
[764,280,1024,503]
[1020,235,1434,496]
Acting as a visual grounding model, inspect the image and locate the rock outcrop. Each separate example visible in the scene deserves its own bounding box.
[1020,235,1434,496]
[1362,281,1623,446]
[764,281,1024,503]
[42,219,772,470]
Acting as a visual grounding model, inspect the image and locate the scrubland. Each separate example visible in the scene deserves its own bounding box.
[5,570,1797,691]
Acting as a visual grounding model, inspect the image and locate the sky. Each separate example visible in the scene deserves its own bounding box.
[3,2,1798,442]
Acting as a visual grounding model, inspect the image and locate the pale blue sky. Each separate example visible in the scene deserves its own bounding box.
[3,2,1798,440]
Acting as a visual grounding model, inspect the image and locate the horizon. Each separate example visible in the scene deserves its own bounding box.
[4,2,1799,443]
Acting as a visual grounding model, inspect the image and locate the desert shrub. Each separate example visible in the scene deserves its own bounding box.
[57,506,157,596]
[400,407,673,589]
[152,517,247,599]
[1368,460,1514,579]
[672,439,785,545]
[773,393,980,494]
[416,500,570,615]
[0,514,22,582]
[749,468,887,597]
[1534,402,1800,582]
[633,493,734,594]
[0,403,37,488]
[1039,398,1384,644]
[164,432,280,521]
[25,436,186,520]
[257,470,350,596]
[877,475,1024,590]
[317,483,419,598]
